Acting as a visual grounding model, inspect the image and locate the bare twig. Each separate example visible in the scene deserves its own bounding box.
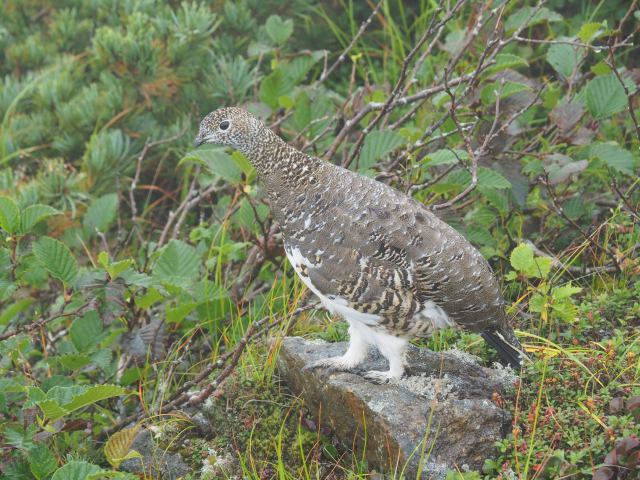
[0,300,93,341]
[316,0,384,85]
[129,121,191,241]
[98,304,314,440]
[343,3,466,169]
[542,174,622,273]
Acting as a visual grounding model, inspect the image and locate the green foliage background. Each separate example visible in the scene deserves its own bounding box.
[0,0,638,479]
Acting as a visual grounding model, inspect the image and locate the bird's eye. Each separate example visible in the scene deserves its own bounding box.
[219,120,230,131]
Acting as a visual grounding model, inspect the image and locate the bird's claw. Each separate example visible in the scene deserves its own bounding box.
[363,370,396,384]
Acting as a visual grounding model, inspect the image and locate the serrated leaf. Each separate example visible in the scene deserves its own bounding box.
[32,236,78,285]
[259,69,295,110]
[0,298,34,326]
[83,193,118,235]
[104,426,139,468]
[480,80,531,104]
[510,243,535,273]
[505,6,562,32]
[0,195,20,234]
[63,385,127,413]
[153,239,202,286]
[510,243,551,278]
[29,444,57,480]
[578,22,604,43]
[51,461,103,480]
[553,284,582,299]
[465,225,495,246]
[591,142,637,175]
[485,53,528,75]
[98,251,135,280]
[108,259,134,280]
[135,287,164,309]
[166,302,198,324]
[70,310,103,352]
[585,74,627,119]
[424,148,468,166]
[546,42,585,78]
[280,52,324,86]
[37,384,127,420]
[356,130,406,170]
[37,399,68,419]
[478,168,511,189]
[57,353,92,370]
[182,147,242,183]
[265,15,293,45]
[20,204,61,234]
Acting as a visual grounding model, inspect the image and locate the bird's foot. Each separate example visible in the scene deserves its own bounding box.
[363,369,401,384]
[302,355,361,374]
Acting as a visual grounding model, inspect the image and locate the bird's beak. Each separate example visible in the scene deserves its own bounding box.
[193,136,205,148]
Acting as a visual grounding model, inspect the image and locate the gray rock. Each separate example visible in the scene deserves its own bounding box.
[277,337,515,479]
[120,429,189,479]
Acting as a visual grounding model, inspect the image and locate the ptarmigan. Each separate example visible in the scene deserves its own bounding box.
[195,107,524,382]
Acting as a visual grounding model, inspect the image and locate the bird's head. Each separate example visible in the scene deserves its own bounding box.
[194,107,265,155]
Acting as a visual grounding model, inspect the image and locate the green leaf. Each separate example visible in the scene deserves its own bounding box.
[63,385,127,414]
[38,385,127,420]
[98,251,135,280]
[510,243,551,278]
[0,195,20,234]
[280,51,324,86]
[19,204,61,234]
[578,22,604,43]
[505,6,562,32]
[485,53,528,75]
[29,444,58,480]
[265,15,293,45]
[83,193,118,235]
[510,243,535,273]
[480,80,531,105]
[585,74,627,119]
[70,310,103,352]
[546,42,584,78]
[553,284,582,300]
[166,302,198,324]
[590,143,637,175]
[528,292,546,313]
[182,147,243,183]
[51,461,103,480]
[424,148,468,166]
[356,130,406,170]
[37,399,68,419]
[0,298,35,326]
[477,168,511,189]
[154,239,202,286]
[32,236,78,285]
[259,69,294,110]
[57,353,92,370]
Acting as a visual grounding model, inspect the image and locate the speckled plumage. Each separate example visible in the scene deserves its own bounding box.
[195,107,524,381]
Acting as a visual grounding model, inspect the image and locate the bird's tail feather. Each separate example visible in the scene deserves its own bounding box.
[481,328,526,368]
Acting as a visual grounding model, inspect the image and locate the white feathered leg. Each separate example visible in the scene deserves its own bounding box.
[303,320,369,372]
[364,331,408,383]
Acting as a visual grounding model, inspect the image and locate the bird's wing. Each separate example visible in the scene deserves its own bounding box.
[281,165,504,331]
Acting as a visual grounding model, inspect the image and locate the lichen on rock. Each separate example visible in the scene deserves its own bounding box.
[277,336,516,479]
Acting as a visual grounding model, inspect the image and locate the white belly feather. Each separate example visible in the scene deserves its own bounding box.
[285,245,456,332]
[285,246,382,326]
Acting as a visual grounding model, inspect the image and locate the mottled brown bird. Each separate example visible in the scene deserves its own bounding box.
[195,107,524,382]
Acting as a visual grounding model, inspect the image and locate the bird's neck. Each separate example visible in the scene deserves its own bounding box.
[241,128,322,193]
